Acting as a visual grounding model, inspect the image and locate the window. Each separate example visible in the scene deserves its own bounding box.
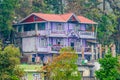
[76,41,81,47]
[74,24,80,31]
[24,24,35,31]
[33,73,40,80]
[38,23,45,30]
[17,25,22,32]
[56,38,63,45]
[56,23,64,31]
[34,16,38,21]
[85,24,92,31]
[39,37,47,47]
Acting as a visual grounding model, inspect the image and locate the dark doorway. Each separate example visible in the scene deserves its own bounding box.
[70,42,74,50]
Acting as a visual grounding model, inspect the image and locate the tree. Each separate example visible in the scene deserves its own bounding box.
[95,50,119,80]
[42,47,81,80]
[0,44,24,80]
[0,0,19,40]
[44,0,63,14]
[15,0,33,19]
[117,56,120,80]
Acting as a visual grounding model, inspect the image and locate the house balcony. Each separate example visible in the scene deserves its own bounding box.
[37,30,48,36]
[19,31,36,37]
[74,46,93,54]
[51,45,63,51]
[78,31,96,39]
[17,30,49,37]
[37,47,49,52]
[74,47,81,52]
[49,31,67,37]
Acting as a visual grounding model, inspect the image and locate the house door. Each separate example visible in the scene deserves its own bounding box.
[70,42,74,50]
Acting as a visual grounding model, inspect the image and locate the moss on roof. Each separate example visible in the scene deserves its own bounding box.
[18,64,43,71]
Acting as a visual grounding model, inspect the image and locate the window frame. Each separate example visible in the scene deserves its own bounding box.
[33,73,41,80]
[38,23,46,30]
[74,24,80,31]
[17,25,22,32]
[56,23,64,31]
[39,37,47,48]
[24,23,35,32]
[56,38,64,45]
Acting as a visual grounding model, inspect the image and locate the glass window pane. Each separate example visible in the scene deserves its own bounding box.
[38,23,45,30]
[24,24,35,31]
[56,23,64,31]
[18,25,22,32]
[86,24,92,31]
[56,38,64,45]
[39,37,47,47]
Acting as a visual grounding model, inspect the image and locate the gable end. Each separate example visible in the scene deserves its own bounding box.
[21,14,46,23]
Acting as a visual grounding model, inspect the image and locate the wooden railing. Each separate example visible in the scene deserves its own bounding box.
[19,31,36,37]
[51,45,63,51]
[74,47,92,52]
[51,30,65,34]
[79,31,96,39]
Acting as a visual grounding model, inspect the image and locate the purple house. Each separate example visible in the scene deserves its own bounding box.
[13,13,98,63]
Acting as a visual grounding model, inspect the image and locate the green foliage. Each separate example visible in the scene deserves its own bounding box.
[43,47,81,80]
[44,0,63,14]
[95,51,119,80]
[0,0,19,38]
[81,0,118,45]
[0,44,24,80]
[86,9,117,45]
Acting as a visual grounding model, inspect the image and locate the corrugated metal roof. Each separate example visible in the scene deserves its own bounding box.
[33,13,66,22]
[20,13,97,24]
[77,16,97,24]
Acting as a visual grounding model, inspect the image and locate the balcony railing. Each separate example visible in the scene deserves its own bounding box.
[37,30,48,36]
[78,31,96,39]
[74,46,81,52]
[74,46,93,53]
[51,30,65,34]
[19,31,36,37]
[51,45,63,51]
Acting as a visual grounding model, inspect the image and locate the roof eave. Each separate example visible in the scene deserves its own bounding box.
[80,22,98,24]
[19,13,48,23]
[19,13,34,23]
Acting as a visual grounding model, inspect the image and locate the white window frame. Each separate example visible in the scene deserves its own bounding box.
[39,37,47,48]
[56,38,64,45]
[56,23,64,31]
[74,24,80,31]
[33,73,41,80]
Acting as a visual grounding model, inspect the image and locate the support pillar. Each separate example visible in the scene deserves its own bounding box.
[28,54,32,64]
[105,45,108,54]
[35,23,38,34]
[99,44,102,58]
[111,44,116,57]
[91,45,94,60]
[81,46,84,60]
[96,47,98,60]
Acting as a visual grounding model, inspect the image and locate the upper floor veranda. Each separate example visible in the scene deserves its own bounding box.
[13,13,98,39]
